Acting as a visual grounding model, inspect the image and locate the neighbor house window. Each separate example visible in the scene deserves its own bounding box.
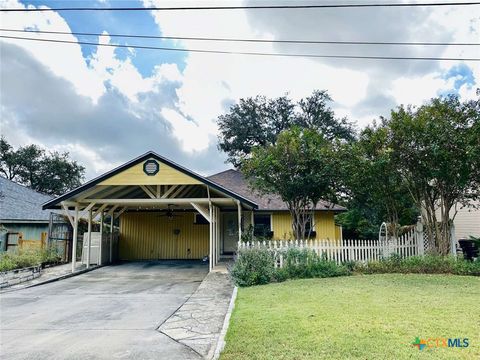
[254,214,271,237]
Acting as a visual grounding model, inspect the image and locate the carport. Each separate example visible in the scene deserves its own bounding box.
[42,151,257,272]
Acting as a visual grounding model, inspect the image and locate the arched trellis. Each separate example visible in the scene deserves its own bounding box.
[378,222,388,243]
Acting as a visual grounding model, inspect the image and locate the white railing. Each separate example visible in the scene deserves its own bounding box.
[237,228,423,266]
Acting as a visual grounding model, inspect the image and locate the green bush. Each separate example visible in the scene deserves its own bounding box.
[0,253,18,272]
[354,255,480,276]
[0,250,42,272]
[231,248,276,287]
[232,247,351,286]
[283,248,350,279]
[40,245,62,265]
[0,245,61,272]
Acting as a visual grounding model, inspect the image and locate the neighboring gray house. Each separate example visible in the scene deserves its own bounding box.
[451,200,480,240]
[0,177,53,252]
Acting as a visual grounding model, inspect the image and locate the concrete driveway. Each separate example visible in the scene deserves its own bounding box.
[0,261,209,360]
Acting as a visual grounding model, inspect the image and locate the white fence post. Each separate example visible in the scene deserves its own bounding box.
[416,218,425,256]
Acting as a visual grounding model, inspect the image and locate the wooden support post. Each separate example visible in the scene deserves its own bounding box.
[216,207,221,263]
[71,204,79,273]
[87,208,92,268]
[99,211,104,265]
[213,206,217,267]
[237,200,242,243]
[110,212,114,263]
[209,202,213,272]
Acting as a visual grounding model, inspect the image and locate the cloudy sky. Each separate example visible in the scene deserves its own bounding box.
[1,0,478,180]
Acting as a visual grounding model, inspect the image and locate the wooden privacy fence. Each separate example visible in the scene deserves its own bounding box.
[238,228,424,266]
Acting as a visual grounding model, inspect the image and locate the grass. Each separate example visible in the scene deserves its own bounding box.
[221,274,479,360]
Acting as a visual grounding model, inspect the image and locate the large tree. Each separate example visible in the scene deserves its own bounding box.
[386,95,479,254]
[337,124,418,239]
[242,127,339,240]
[217,90,354,167]
[0,137,85,196]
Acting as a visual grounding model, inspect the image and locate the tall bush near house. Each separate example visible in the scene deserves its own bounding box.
[230,248,276,287]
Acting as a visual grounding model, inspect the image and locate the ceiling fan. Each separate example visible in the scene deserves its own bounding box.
[159,204,180,219]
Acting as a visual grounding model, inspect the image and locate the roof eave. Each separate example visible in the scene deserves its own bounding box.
[43,151,258,210]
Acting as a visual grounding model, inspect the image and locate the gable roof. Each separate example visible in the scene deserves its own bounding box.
[43,151,258,210]
[207,169,346,212]
[0,177,53,222]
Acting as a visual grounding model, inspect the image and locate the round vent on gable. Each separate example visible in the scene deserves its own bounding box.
[143,160,160,176]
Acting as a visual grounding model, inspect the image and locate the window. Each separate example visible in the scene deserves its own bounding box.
[304,214,316,238]
[254,214,271,237]
[194,213,209,225]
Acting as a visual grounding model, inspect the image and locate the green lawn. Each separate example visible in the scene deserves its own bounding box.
[221,274,479,360]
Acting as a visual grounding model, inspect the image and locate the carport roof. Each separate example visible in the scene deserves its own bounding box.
[42,151,258,210]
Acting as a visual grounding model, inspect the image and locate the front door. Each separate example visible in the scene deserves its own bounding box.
[222,213,238,254]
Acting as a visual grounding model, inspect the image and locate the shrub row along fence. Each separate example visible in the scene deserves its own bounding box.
[237,227,424,266]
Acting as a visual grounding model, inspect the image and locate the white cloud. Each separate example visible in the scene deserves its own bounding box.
[161,108,212,152]
[0,0,105,101]
[391,73,454,106]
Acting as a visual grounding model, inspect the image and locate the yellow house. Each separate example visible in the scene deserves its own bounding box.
[43,152,345,272]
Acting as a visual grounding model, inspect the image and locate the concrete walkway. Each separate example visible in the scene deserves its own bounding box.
[159,265,234,359]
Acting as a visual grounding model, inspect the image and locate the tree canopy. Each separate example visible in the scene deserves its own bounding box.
[386,95,479,254]
[217,90,354,167]
[337,123,418,238]
[0,137,85,196]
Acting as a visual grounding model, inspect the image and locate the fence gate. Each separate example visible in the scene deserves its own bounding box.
[48,213,73,262]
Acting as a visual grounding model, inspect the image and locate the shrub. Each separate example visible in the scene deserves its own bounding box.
[0,245,61,272]
[0,250,42,272]
[0,253,18,272]
[232,247,351,286]
[354,255,480,276]
[283,248,350,279]
[231,248,276,287]
[40,245,62,265]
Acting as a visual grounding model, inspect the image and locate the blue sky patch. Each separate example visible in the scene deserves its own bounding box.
[443,63,475,90]
[20,0,187,77]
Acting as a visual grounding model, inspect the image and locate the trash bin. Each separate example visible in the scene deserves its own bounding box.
[458,239,479,261]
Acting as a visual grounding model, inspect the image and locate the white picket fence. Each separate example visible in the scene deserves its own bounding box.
[237,228,424,266]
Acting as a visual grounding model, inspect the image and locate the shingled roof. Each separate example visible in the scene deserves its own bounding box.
[0,177,53,222]
[207,169,346,212]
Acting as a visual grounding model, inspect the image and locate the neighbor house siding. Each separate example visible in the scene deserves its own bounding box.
[119,212,208,260]
[0,223,48,241]
[0,223,48,252]
[452,201,480,239]
[432,200,480,239]
[270,211,338,240]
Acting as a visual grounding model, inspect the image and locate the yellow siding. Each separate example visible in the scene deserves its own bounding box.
[335,225,342,240]
[119,212,208,260]
[315,212,337,239]
[271,212,294,240]
[100,158,202,186]
[271,211,338,240]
